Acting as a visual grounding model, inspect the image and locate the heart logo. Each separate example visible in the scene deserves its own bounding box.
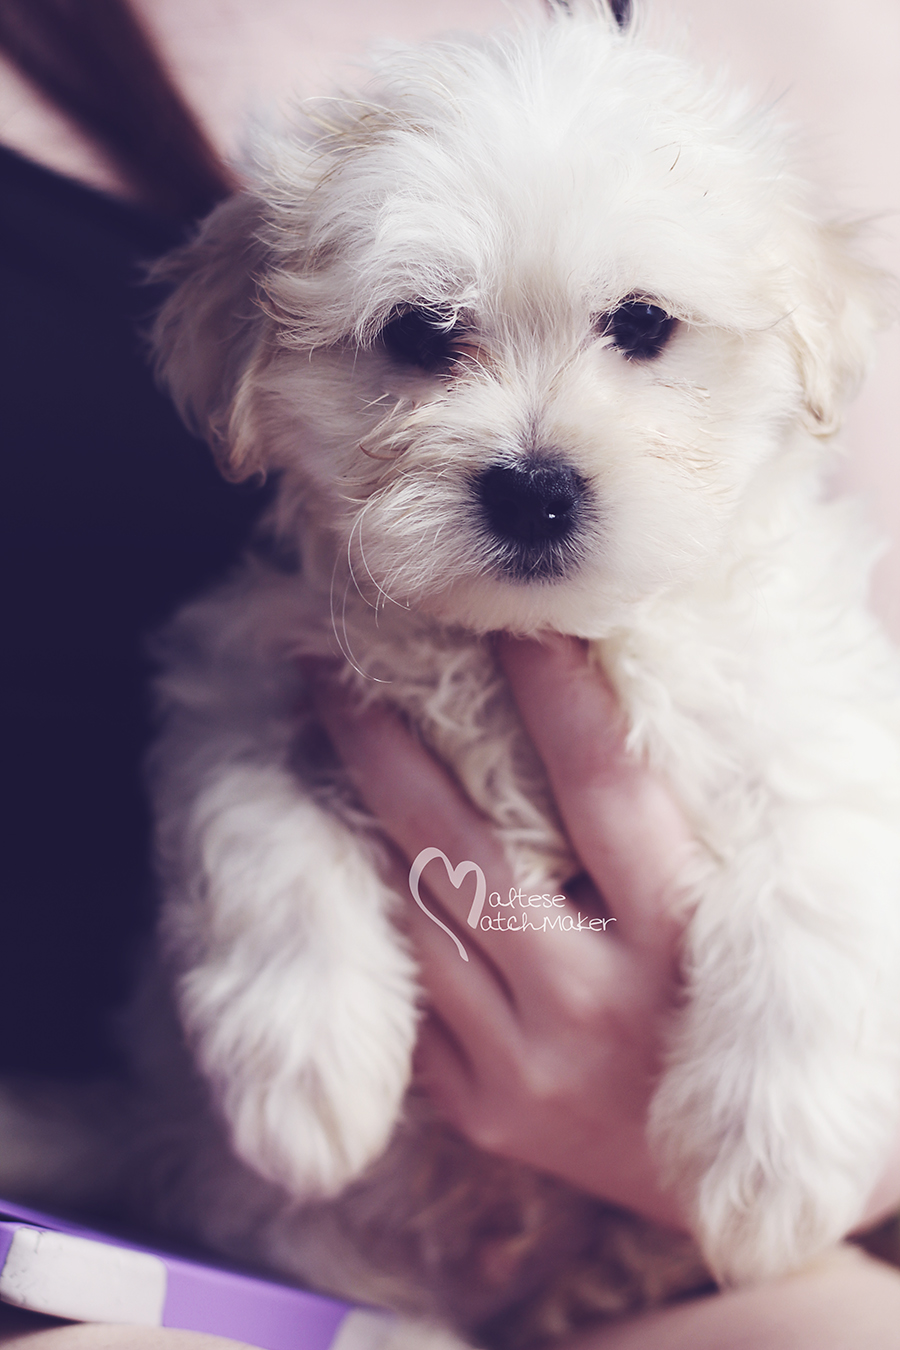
[408,848,487,962]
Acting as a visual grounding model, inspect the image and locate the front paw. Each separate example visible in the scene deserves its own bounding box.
[690,1134,863,1286]
[172,771,423,1198]
[186,950,420,1198]
[650,1062,885,1286]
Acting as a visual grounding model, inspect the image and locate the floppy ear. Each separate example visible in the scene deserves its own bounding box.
[785,221,890,437]
[546,0,633,31]
[151,192,272,480]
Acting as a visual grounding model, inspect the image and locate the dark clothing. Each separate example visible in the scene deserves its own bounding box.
[0,145,267,1074]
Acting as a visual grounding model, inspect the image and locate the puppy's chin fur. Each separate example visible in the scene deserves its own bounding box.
[86,0,900,1337]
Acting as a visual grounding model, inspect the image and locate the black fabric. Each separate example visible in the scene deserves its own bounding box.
[0,145,268,1074]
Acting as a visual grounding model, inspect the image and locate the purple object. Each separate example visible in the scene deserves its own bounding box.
[0,1225,13,1278]
[0,1198,356,1350]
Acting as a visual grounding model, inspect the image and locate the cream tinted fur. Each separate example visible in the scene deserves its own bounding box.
[150,0,900,1305]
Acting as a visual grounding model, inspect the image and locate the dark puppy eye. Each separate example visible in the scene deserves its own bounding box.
[601,299,677,361]
[380,307,455,372]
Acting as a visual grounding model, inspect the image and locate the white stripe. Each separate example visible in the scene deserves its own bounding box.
[0,1227,167,1325]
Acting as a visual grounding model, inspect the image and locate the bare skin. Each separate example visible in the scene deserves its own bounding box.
[0,1317,256,1350]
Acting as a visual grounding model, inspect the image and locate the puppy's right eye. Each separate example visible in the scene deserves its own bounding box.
[380,308,455,372]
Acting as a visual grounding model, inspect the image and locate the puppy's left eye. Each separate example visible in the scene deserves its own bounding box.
[380,307,457,372]
[599,299,677,361]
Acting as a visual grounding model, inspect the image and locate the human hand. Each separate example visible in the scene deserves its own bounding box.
[310,633,900,1237]
[311,633,695,1229]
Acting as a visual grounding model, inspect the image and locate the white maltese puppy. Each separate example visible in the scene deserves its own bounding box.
[147,0,900,1329]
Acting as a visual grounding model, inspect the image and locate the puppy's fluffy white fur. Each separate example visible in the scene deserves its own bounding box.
[145,0,900,1318]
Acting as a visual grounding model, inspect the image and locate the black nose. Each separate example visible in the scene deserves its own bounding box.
[476,458,587,580]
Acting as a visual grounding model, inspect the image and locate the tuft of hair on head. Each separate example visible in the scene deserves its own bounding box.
[544,0,633,31]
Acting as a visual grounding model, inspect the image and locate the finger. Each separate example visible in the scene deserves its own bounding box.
[309,668,623,1014]
[497,633,698,963]
[372,831,533,1080]
[413,1012,479,1110]
[307,671,556,971]
[405,866,528,1062]
[412,1013,525,1153]
[309,670,510,885]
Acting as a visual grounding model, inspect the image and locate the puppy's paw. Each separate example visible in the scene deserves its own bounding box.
[205,975,419,1199]
[689,1137,863,1286]
[650,1056,884,1286]
[651,821,900,1287]
[176,768,421,1199]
